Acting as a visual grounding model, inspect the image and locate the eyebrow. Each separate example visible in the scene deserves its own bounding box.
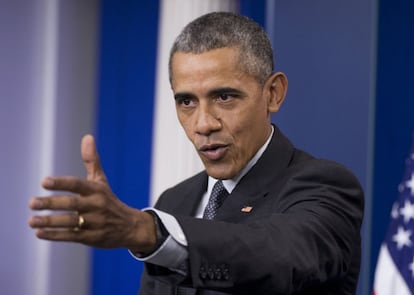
[174,87,245,101]
[174,92,195,101]
[207,87,244,97]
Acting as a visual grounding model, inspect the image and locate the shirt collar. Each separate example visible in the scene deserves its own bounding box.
[208,125,274,194]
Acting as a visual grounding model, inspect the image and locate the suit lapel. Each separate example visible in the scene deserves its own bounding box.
[215,126,295,221]
[166,171,208,217]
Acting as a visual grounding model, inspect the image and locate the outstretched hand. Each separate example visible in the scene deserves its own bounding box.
[28,135,157,254]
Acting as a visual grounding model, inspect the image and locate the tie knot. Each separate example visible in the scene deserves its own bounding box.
[212,180,227,196]
[203,180,229,220]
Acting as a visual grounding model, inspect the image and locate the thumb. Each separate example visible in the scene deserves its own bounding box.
[81,134,107,182]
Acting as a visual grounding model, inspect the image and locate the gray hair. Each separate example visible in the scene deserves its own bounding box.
[168,11,274,86]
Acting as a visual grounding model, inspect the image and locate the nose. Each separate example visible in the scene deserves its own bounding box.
[194,103,222,136]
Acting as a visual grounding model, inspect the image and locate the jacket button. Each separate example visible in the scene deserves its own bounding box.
[215,269,222,280]
[223,269,230,280]
[207,267,215,280]
[199,266,207,279]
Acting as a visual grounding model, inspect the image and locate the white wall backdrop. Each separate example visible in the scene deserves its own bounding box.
[0,1,99,294]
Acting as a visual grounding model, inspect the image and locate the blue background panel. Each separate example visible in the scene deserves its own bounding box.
[93,1,159,294]
[370,0,414,289]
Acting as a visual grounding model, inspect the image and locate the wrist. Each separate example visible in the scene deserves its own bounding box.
[148,211,168,249]
[129,210,168,255]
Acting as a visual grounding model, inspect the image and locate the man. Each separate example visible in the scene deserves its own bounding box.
[29,12,364,294]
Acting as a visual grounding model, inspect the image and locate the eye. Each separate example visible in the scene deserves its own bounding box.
[176,96,197,108]
[217,93,231,101]
[182,98,192,106]
[216,93,239,103]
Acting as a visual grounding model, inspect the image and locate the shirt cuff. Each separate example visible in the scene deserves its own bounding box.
[129,208,188,272]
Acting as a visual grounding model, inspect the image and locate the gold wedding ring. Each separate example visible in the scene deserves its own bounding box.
[78,215,85,228]
[74,214,85,231]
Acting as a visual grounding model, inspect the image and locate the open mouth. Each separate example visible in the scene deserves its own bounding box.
[199,144,228,161]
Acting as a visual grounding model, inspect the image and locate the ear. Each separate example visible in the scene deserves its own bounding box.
[263,72,288,113]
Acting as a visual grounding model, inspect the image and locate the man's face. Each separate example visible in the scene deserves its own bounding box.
[171,47,278,179]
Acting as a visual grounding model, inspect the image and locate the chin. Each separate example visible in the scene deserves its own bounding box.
[205,166,236,180]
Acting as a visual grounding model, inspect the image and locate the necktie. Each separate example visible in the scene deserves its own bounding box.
[203,180,229,220]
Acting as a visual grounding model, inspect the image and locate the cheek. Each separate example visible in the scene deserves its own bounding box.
[229,109,261,137]
[177,114,196,141]
[176,109,188,129]
[227,123,253,158]
[229,112,267,153]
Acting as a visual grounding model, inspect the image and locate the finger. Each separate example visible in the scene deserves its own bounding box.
[81,134,107,182]
[28,213,79,228]
[34,228,86,243]
[29,195,85,211]
[41,176,98,195]
[34,228,111,248]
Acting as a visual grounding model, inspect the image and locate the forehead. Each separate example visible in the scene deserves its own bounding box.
[170,48,249,89]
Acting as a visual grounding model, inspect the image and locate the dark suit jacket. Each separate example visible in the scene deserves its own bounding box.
[139,126,364,295]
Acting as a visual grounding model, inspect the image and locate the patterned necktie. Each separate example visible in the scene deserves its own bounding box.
[203,180,229,220]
